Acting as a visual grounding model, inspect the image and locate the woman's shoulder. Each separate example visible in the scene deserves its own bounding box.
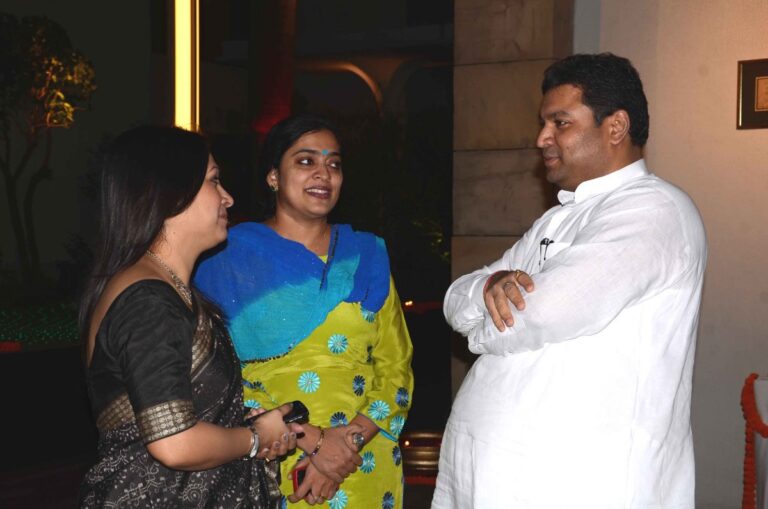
[112,278,183,301]
[337,224,387,249]
[227,221,271,242]
[90,279,193,352]
[196,222,271,274]
[103,261,179,303]
[101,279,190,322]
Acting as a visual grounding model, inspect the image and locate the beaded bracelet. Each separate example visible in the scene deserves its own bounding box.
[310,427,325,457]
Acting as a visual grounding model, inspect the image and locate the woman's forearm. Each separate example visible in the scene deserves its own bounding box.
[146,421,252,470]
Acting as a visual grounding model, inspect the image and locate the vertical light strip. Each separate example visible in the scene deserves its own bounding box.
[193,0,199,130]
[174,0,198,130]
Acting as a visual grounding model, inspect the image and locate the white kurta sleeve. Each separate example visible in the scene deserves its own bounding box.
[443,228,537,336]
[466,186,703,356]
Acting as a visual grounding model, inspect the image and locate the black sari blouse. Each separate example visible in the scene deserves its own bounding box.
[79,280,280,508]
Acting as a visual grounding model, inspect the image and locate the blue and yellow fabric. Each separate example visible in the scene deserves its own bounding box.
[194,223,414,509]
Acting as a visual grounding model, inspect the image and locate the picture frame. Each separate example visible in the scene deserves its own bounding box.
[737,58,768,129]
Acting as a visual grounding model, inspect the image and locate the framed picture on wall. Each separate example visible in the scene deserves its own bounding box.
[737,58,768,129]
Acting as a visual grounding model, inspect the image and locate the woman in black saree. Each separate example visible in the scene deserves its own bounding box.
[78,125,301,508]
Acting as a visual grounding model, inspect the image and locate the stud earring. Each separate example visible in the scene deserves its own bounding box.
[270,184,278,192]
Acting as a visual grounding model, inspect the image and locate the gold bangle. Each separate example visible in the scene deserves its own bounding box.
[310,427,325,457]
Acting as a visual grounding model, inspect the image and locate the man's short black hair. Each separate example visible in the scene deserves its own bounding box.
[542,53,649,147]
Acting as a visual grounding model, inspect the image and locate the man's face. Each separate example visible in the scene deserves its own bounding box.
[536,84,613,191]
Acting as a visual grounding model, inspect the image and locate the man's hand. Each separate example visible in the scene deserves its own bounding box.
[483,270,535,331]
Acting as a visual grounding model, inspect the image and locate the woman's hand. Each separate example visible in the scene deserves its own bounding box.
[288,456,339,505]
[299,424,362,482]
[249,403,303,461]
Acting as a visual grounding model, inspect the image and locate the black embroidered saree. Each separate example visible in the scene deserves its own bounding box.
[79,280,280,508]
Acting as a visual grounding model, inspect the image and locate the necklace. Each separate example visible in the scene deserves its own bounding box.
[145,250,193,308]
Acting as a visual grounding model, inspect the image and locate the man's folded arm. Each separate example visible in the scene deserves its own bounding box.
[468,192,699,356]
[443,229,534,336]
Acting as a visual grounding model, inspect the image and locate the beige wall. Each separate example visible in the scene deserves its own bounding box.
[451,0,571,393]
[453,0,767,506]
[599,1,768,507]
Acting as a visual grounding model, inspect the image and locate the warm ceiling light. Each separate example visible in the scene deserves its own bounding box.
[174,0,198,130]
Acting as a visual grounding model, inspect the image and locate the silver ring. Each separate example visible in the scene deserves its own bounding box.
[352,432,365,449]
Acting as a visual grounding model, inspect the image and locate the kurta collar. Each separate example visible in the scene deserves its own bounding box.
[557,159,649,205]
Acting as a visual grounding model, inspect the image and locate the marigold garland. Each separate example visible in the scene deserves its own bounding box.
[740,373,768,509]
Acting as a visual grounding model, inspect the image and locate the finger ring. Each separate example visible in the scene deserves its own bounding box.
[352,432,365,449]
[513,270,522,280]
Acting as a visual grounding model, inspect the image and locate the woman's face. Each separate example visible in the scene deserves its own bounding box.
[267,129,342,222]
[168,155,234,251]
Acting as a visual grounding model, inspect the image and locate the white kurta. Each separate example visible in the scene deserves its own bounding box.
[432,160,707,509]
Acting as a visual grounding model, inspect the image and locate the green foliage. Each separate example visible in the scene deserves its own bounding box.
[0,13,96,130]
[0,12,96,287]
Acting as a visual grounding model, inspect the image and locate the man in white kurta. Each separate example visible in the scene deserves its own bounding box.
[432,54,707,509]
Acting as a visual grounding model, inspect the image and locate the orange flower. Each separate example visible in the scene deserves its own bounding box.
[740,373,768,509]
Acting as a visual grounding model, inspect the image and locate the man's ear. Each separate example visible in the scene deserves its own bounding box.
[607,110,631,145]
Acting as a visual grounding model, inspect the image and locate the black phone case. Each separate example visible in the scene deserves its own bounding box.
[283,400,309,424]
[243,400,310,426]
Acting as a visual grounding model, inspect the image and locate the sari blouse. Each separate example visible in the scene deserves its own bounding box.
[80,280,280,508]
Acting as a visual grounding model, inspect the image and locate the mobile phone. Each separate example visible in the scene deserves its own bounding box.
[243,407,260,427]
[243,401,309,426]
[283,400,309,424]
[292,464,307,491]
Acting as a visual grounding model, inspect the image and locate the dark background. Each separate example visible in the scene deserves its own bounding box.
[0,1,455,506]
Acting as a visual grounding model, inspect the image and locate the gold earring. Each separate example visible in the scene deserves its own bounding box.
[270,184,278,192]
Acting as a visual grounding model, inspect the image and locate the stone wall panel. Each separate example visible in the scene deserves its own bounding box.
[454,60,553,150]
[453,149,556,236]
[450,234,524,281]
[455,0,560,64]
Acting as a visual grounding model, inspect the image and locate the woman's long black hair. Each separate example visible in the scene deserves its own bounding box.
[78,125,209,343]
